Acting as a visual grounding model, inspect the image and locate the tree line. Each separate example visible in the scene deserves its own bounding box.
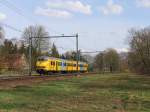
[1,24,150,75]
[94,26,150,75]
[93,48,128,73]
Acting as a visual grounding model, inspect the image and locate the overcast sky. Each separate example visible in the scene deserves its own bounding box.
[0,0,150,53]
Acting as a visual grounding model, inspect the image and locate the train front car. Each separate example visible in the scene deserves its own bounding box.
[36,56,89,74]
[36,56,50,74]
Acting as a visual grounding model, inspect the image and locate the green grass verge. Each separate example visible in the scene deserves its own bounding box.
[0,73,150,112]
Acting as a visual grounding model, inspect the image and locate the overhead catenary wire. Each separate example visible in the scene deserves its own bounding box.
[0,0,63,35]
[0,0,35,24]
[0,23,23,33]
[81,51,104,54]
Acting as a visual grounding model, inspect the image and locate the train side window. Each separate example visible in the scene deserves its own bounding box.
[59,62,62,66]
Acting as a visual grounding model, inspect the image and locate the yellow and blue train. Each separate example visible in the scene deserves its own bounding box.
[36,56,88,74]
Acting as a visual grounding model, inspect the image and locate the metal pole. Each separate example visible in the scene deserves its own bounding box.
[76,34,79,72]
[29,37,32,76]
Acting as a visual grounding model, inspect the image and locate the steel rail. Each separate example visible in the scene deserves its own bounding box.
[0,72,96,81]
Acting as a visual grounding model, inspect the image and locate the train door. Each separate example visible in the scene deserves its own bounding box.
[50,60,55,71]
[54,61,56,72]
[56,61,58,72]
[50,61,54,71]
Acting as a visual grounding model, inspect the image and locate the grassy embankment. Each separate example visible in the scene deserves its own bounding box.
[0,73,150,112]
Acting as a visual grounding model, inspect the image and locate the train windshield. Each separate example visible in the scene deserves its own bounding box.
[37,57,48,61]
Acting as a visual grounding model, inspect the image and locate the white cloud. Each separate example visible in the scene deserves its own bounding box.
[115,48,129,53]
[35,7,72,18]
[136,0,150,8]
[35,0,92,18]
[0,13,6,21]
[46,0,92,15]
[100,0,123,15]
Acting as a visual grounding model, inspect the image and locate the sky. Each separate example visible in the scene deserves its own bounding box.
[0,0,150,53]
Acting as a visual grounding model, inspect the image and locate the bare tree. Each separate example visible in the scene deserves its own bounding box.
[22,25,51,53]
[128,27,150,74]
[0,26,4,41]
[0,26,4,57]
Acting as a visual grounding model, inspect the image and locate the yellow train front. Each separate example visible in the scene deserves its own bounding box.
[36,56,88,74]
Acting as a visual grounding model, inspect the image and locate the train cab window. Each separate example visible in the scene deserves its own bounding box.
[58,62,62,66]
[51,61,55,66]
[38,57,48,61]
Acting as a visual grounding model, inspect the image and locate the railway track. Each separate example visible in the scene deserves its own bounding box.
[0,72,96,81]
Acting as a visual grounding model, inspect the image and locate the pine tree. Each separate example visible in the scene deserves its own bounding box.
[51,43,59,58]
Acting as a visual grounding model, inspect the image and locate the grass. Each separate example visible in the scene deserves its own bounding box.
[0,73,150,112]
